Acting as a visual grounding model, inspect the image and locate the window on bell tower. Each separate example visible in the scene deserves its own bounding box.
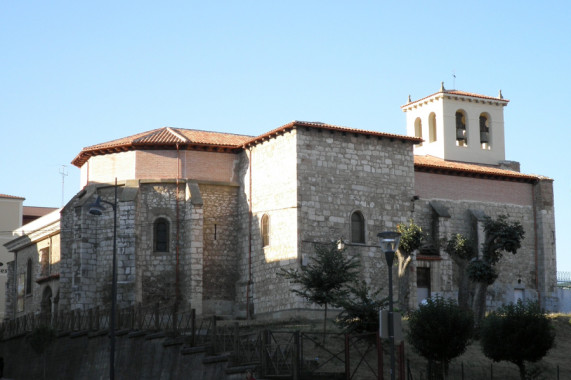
[479,113,491,150]
[414,118,423,146]
[429,112,437,143]
[455,110,467,147]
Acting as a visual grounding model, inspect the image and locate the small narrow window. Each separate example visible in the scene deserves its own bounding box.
[428,112,437,143]
[351,211,365,244]
[479,113,490,150]
[154,218,170,252]
[261,214,270,247]
[455,111,467,146]
[414,118,423,146]
[26,258,33,295]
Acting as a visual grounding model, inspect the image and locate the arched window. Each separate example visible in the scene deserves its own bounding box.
[26,258,32,295]
[154,218,170,252]
[479,113,490,149]
[351,211,365,244]
[261,214,270,247]
[414,118,423,146]
[455,110,467,146]
[429,112,437,143]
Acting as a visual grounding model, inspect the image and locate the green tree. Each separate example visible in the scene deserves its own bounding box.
[480,300,555,380]
[279,241,359,337]
[335,280,388,333]
[407,296,474,379]
[443,234,476,310]
[469,215,525,324]
[396,221,425,311]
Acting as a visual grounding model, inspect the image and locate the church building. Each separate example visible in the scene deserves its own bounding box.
[4,85,558,320]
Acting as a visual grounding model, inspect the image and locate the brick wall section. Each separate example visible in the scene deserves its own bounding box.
[414,171,533,205]
[81,149,241,187]
[82,151,136,187]
[135,150,179,179]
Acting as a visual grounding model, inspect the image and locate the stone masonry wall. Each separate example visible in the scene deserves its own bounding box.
[296,128,417,307]
[237,129,299,318]
[60,184,138,311]
[200,183,241,316]
[413,173,558,311]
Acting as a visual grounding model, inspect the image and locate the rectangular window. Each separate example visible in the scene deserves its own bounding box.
[417,267,431,304]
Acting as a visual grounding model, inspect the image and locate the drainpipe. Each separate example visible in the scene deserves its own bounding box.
[247,147,253,320]
[175,144,181,309]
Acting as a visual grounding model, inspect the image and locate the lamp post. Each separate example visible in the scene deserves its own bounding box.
[378,231,401,380]
[89,180,118,380]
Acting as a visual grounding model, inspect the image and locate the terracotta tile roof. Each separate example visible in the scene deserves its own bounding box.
[72,123,421,167]
[414,155,546,182]
[402,89,509,109]
[72,127,253,167]
[243,120,422,147]
[23,206,59,217]
[0,194,25,200]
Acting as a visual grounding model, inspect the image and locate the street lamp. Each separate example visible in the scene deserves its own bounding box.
[378,231,401,380]
[89,181,118,380]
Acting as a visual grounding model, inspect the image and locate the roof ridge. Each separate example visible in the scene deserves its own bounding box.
[165,127,190,143]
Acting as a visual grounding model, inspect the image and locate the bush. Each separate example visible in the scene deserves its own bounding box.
[480,300,555,380]
[335,280,388,333]
[407,296,474,377]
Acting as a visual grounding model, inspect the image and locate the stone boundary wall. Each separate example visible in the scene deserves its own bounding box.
[0,333,237,380]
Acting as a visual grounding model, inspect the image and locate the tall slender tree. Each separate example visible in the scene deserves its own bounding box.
[468,215,525,324]
[443,233,476,310]
[396,221,425,311]
[279,241,359,337]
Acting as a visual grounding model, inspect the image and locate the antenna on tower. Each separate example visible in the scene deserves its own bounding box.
[59,165,68,207]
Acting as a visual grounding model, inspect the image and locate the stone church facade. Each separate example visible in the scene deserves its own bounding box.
[4,86,558,319]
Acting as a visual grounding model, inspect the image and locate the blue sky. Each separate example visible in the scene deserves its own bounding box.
[1,1,569,271]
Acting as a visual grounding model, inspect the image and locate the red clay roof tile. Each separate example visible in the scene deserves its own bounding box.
[72,123,420,167]
[242,120,421,147]
[72,127,253,167]
[0,194,25,200]
[414,155,545,182]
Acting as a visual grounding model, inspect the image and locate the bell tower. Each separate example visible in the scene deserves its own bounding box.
[402,83,509,166]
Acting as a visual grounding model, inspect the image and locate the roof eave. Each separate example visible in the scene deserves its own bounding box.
[242,120,421,148]
[414,164,540,183]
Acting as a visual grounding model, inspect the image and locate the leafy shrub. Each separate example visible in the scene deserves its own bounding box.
[407,296,474,376]
[335,280,388,333]
[480,300,555,380]
[443,233,475,260]
[466,258,498,284]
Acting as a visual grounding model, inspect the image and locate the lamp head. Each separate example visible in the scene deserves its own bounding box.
[88,196,106,216]
[377,231,401,254]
